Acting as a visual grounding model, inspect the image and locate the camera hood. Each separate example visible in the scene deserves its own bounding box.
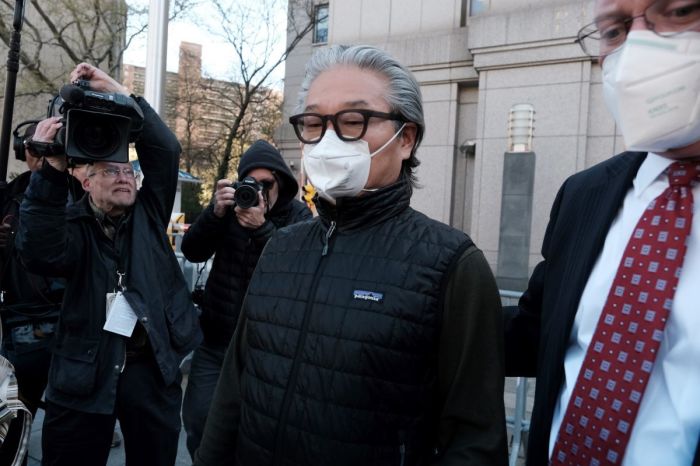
[64,108,131,163]
[55,85,144,141]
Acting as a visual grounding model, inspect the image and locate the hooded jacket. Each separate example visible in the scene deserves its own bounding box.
[181,140,312,347]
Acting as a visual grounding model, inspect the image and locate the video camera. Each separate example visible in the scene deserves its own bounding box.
[12,120,40,162]
[20,80,144,163]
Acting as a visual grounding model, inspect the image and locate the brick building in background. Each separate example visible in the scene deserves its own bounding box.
[124,42,284,187]
[124,42,225,171]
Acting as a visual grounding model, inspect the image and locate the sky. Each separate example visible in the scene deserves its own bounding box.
[123,20,236,78]
[122,0,288,86]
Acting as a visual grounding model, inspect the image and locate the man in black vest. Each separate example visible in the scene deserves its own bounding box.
[195,45,508,466]
[181,140,311,459]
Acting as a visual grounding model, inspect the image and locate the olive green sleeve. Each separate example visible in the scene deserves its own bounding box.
[194,310,248,466]
[435,245,508,466]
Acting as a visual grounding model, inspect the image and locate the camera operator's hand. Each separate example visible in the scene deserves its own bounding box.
[32,117,62,144]
[213,179,235,218]
[33,117,67,172]
[70,63,129,96]
[235,192,266,230]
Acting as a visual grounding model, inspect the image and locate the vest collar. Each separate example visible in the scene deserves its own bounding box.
[315,179,412,232]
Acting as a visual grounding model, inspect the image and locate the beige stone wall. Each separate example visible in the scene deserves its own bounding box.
[465,0,622,271]
[328,0,464,42]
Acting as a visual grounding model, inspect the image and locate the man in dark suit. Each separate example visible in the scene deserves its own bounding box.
[505,0,700,465]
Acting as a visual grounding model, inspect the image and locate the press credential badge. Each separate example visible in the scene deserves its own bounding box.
[104,292,137,337]
[104,272,137,337]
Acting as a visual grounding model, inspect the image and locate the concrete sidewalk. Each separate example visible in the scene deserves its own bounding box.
[24,375,532,466]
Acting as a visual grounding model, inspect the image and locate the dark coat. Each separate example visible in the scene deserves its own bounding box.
[16,97,201,414]
[0,171,63,309]
[0,171,83,305]
[181,140,312,347]
[504,151,700,466]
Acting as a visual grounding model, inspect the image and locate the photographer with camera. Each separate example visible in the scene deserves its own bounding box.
[15,63,201,466]
[0,120,82,465]
[180,139,311,459]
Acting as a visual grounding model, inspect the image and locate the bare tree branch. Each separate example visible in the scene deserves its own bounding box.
[180,0,314,186]
[28,0,83,65]
[0,0,200,100]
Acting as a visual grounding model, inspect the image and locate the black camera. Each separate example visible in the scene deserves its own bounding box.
[12,120,40,161]
[232,176,262,208]
[39,80,145,163]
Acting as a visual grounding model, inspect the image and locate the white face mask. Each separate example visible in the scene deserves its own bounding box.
[602,30,700,153]
[302,125,405,203]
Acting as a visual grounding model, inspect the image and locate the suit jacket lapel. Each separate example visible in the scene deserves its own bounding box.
[538,152,647,449]
[558,151,646,341]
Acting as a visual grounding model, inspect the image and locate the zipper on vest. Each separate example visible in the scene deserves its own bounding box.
[272,232,331,463]
[321,221,336,256]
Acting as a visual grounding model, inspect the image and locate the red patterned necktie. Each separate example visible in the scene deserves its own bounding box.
[551,161,700,466]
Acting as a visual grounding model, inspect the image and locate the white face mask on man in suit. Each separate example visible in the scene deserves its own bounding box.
[602,30,700,153]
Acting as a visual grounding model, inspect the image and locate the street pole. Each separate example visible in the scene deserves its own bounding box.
[144,0,169,115]
[0,0,26,182]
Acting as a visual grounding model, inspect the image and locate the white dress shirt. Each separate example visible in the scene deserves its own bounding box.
[549,153,700,465]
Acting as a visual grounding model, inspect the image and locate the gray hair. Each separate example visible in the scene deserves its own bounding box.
[296,45,425,186]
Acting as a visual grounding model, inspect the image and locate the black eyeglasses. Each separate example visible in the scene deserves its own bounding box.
[289,109,408,144]
[258,179,275,191]
[575,0,700,57]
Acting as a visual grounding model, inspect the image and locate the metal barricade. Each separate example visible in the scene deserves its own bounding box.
[500,289,531,466]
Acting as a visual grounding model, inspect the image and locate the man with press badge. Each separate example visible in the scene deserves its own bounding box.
[16,63,201,466]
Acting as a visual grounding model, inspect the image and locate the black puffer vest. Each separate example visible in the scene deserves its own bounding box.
[236,181,473,466]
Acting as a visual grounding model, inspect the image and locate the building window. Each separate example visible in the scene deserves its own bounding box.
[313,4,329,44]
[469,0,488,16]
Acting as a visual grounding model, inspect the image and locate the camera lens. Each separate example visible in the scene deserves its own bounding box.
[73,113,121,159]
[234,185,259,209]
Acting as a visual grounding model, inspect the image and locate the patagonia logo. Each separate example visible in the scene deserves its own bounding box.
[353,290,384,303]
